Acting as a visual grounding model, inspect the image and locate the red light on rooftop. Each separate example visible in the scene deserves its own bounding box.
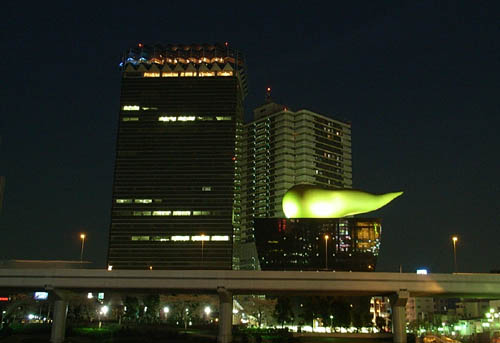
[225,42,228,46]
[138,43,143,48]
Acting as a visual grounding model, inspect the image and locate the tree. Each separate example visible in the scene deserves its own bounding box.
[274,296,293,328]
[238,295,277,327]
[123,296,140,322]
[142,294,160,323]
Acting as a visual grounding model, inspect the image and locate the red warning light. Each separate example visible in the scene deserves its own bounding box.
[232,156,236,161]
[225,42,229,47]
[266,87,271,92]
[138,43,143,48]
[0,297,9,301]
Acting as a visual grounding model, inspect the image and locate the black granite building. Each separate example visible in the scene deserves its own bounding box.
[254,218,381,271]
[107,43,247,270]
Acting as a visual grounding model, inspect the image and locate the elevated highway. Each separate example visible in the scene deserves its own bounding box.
[1,269,500,343]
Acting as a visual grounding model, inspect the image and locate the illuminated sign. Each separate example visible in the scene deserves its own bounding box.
[0,297,9,301]
[416,269,428,275]
[282,185,403,218]
[34,292,49,300]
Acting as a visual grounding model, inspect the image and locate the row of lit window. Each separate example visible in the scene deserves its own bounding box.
[143,71,233,78]
[116,199,160,204]
[131,235,229,242]
[115,210,214,216]
[158,116,231,122]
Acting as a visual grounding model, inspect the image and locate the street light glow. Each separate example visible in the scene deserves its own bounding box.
[204,306,211,315]
[163,306,169,313]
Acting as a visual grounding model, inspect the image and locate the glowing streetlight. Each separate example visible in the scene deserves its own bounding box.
[204,306,211,321]
[79,233,86,262]
[452,236,458,273]
[163,306,169,322]
[324,234,329,270]
[100,305,109,315]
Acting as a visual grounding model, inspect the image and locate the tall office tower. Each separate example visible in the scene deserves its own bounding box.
[237,98,352,269]
[107,43,247,270]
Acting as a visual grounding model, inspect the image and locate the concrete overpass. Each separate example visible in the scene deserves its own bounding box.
[1,269,500,343]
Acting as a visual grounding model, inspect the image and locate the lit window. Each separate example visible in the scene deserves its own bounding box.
[216,116,231,121]
[173,211,191,216]
[180,72,196,77]
[202,186,212,191]
[152,211,171,216]
[217,71,233,76]
[211,235,230,241]
[123,105,140,111]
[134,199,152,204]
[152,236,169,241]
[191,235,210,241]
[116,199,132,204]
[159,116,177,122]
[142,107,158,111]
[162,72,179,77]
[144,72,160,77]
[197,116,214,121]
[177,116,196,121]
[122,117,139,122]
[171,236,190,241]
[133,211,151,216]
[131,236,150,241]
[199,72,215,77]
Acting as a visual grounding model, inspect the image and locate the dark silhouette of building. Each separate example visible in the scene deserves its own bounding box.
[254,218,381,271]
[107,43,247,270]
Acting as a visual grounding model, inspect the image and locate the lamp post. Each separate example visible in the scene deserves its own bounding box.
[201,233,205,267]
[324,234,329,270]
[163,306,169,322]
[79,233,86,262]
[452,235,458,273]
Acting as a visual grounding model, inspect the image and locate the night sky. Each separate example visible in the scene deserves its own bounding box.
[1,2,499,273]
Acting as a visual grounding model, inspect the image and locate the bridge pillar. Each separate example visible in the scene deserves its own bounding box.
[50,298,68,343]
[391,290,409,343]
[217,287,233,343]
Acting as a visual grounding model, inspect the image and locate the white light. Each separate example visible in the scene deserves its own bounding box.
[100,305,109,315]
[144,306,147,312]
[211,235,229,241]
[28,314,35,320]
[87,292,93,299]
[192,235,209,241]
[232,309,239,314]
[204,306,211,315]
[163,306,169,313]
[171,236,190,241]
[416,269,428,275]
[107,265,113,271]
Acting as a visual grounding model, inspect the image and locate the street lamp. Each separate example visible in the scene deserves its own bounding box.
[201,233,205,266]
[324,234,329,270]
[330,314,333,328]
[79,233,86,262]
[204,306,211,322]
[452,235,458,273]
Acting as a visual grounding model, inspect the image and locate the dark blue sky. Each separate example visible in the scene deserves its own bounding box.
[1,2,499,273]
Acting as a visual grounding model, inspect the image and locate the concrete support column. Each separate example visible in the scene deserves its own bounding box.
[217,287,233,343]
[50,299,68,343]
[390,290,409,343]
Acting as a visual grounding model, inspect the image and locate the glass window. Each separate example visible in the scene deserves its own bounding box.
[122,105,140,111]
[131,236,150,241]
[116,199,132,204]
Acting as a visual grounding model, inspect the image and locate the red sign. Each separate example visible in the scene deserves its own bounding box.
[0,297,9,301]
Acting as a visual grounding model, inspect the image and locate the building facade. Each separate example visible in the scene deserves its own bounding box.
[107,43,247,270]
[253,218,381,271]
[237,100,352,269]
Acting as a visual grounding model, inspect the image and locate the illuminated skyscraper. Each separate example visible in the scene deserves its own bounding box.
[107,43,247,270]
[236,97,352,269]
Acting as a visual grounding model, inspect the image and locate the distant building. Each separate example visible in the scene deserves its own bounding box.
[0,260,92,269]
[406,297,434,323]
[253,217,380,271]
[0,176,4,215]
[107,43,247,270]
[237,99,352,269]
